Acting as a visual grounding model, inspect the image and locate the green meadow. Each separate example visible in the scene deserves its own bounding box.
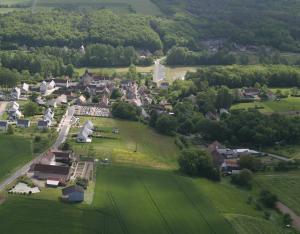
[256,172,300,216]
[0,135,33,182]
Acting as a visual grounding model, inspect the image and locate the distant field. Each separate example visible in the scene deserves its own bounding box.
[35,0,162,15]
[70,117,179,168]
[231,96,300,113]
[265,145,300,160]
[75,65,199,83]
[256,172,300,216]
[0,135,33,182]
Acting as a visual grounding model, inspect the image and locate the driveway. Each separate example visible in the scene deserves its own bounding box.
[276,201,300,231]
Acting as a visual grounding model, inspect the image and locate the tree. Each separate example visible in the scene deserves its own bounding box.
[239,155,263,172]
[283,214,292,226]
[178,149,220,181]
[23,102,39,117]
[65,64,74,77]
[111,88,122,99]
[155,114,177,136]
[7,125,14,135]
[259,190,278,208]
[231,169,253,187]
[112,101,140,120]
[215,86,233,109]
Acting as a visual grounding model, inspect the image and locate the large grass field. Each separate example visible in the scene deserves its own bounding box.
[71,117,179,169]
[256,172,300,216]
[0,165,289,234]
[0,135,33,182]
[231,96,300,113]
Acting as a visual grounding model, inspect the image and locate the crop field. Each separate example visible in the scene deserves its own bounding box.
[0,135,33,182]
[92,165,234,234]
[231,96,300,113]
[256,172,300,216]
[70,117,179,169]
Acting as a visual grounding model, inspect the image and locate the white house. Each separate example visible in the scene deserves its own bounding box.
[22,83,29,93]
[77,120,93,143]
[11,87,21,100]
[40,81,48,94]
[8,101,22,120]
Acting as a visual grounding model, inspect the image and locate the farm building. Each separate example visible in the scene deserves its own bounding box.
[33,164,70,182]
[16,119,31,128]
[61,185,84,202]
[0,121,8,131]
[53,151,73,164]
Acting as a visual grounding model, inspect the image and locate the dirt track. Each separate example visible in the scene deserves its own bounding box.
[276,201,300,231]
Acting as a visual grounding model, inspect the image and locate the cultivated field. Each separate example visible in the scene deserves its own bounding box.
[256,172,300,216]
[70,117,179,169]
[0,135,32,182]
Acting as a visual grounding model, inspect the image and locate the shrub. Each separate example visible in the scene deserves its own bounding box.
[231,169,253,188]
[259,190,278,208]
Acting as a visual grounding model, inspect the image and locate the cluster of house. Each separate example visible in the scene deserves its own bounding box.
[77,120,94,143]
[208,141,260,174]
[237,87,276,102]
[37,108,54,130]
[10,83,29,100]
[30,150,84,202]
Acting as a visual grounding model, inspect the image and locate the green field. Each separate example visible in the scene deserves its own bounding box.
[71,117,179,169]
[265,144,300,160]
[0,135,33,182]
[231,96,300,113]
[0,165,288,234]
[256,172,300,216]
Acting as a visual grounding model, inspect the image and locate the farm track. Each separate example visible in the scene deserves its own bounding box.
[137,175,174,234]
[171,176,216,234]
[107,192,129,234]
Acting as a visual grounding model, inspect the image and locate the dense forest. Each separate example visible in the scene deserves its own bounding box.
[0,10,162,51]
[152,0,300,52]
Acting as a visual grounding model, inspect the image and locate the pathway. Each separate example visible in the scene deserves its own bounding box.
[276,201,300,231]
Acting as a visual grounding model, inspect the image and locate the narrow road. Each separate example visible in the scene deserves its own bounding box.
[276,202,300,231]
[261,152,293,162]
[0,106,75,191]
[153,57,166,83]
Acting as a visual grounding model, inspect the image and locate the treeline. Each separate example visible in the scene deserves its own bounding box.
[152,0,300,52]
[186,65,300,88]
[166,47,236,65]
[198,110,300,147]
[0,51,74,77]
[0,67,20,88]
[0,10,162,52]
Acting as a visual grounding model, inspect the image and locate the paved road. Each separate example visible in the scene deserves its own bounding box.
[0,106,75,191]
[153,57,166,83]
[53,106,75,149]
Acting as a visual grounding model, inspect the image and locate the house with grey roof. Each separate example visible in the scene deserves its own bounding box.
[77,120,93,143]
[0,121,8,131]
[17,119,31,128]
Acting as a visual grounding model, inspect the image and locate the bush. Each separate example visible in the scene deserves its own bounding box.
[155,114,177,136]
[259,190,278,208]
[231,169,253,188]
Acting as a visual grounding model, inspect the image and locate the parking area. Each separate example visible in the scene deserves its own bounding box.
[74,105,111,117]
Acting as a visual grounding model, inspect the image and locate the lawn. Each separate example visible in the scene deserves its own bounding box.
[231,96,300,113]
[256,172,300,216]
[70,117,180,169]
[0,135,33,182]
[264,144,300,160]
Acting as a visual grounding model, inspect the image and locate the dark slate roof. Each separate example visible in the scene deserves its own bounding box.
[0,121,8,127]
[53,151,71,158]
[33,164,69,175]
[38,120,49,126]
[62,185,84,195]
[17,119,30,125]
